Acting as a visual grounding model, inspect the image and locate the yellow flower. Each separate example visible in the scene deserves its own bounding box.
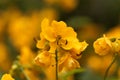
[93,35,113,55]
[37,18,88,54]
[1,74,14,80]
[34,51,55,68]
[59,54,80,73]
[35,18,89,80]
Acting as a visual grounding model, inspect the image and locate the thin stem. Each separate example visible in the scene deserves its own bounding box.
[20,67,30,80]
[15,61,30,80]
[55,50,58,80]
[103,54,118,80]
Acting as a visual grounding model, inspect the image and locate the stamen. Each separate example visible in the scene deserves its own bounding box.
[56,35,62,45]
[65,40,68,45]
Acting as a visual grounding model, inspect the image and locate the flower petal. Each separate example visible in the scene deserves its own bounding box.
[41,18,49,32]
[41,18,56,42]
[51,21,67,36]
[62,27,77,39]
[70,41,88,59]
[49,42,57,53]
[59,54,80,73]
[34,51,52,68]
[1,74,14,80]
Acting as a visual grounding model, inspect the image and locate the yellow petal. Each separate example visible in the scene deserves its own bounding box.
[61,38,83,51]
[36,39,46,49]
[34,51,52,68]
[70,41,88,59]
[62,27,77,39]
[59,53,69,72]
[41,18,49,32]
[103,34,112,47]
[37,32,51,50]
[1,74,14,80]
[43,26,56,42]
[41,18,56,42]
[79,41,89,52]
[59,54,80,73]
[51,21,67,35]
[49,42,57,53]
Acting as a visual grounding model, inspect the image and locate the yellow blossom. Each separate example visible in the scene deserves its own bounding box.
[93,35,113,55]
[35,18,88,80]
[37,18,88,54]
[1,74,14,80]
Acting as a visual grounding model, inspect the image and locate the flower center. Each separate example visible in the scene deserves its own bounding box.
[56,35,68,47]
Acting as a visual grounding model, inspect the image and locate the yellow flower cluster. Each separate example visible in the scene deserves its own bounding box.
[34,18,88,77]
[93,34,120,56]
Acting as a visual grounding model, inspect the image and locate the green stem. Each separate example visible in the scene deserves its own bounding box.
[13,61,30,80]
[20,67,30,80]
[103,54,118,80]
[55,50,58,80]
